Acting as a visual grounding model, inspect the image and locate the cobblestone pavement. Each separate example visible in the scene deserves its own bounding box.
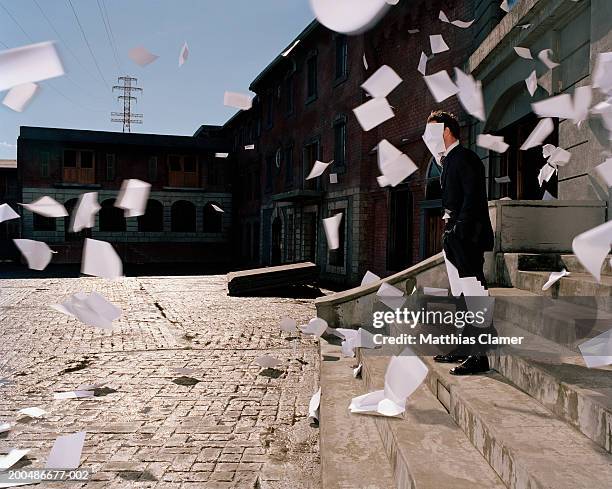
[0,275,324,488]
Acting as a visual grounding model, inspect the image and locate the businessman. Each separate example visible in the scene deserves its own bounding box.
[427,110,495,375]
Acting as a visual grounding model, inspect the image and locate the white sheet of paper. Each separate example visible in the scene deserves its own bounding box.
[308,387,321,421]
[542,190,556,200]
[353,363,362,378]
[53,390,94,400]
[538,49,559,70]
[417,52,428,75]
[424,70,459,103]
[422,122,446,159]
[45,431,85,470]
[362,54,368,70]
[361,270,381,287]
[0,41,64,92]
[299,317,328,337]
[0,449,30,471]
[526,70,537,96]
[423,286,448,296]
[323,213,342,250]
[572,220,612,282]
[281,40,300,57]
[532,93,575,119]
[306,160,332,180]
[215,152,229,158]
[377,139,417,187]
[244,144,255,150]
[2,82,38,112]
[128,46,158,66]
[211,204,224,213]
[361,65,402,98]
[595,158,612,187]
[443,251,462,297]
[376,282,405,309]
[514,46,532,59]
[115,179,151,217]
[578,328,612,368]
[13,239,55,271]
[0,422,13,434]
[254,355,282,369]
[353,96,394,131]
[329,173,338,184]
[224,91,253,111]
[0,203,19,223]
[547,147,572,166]
[407,28,419,34]
[70,192,100,232]
[538,164,557,186]
[439,10,474,28]
[517,23,532,29]
[279,317,297,333]
[18,407,46,418]
[81,238,123,280]
[593,51,612,95]
[429,34,449,54]
[178,42,189,67]
[309,0,390,35]
[572,85,592,124]
[520,118,554,150]
[542,269,570,291]
[454,68,485,121]
[477,134,509,153]
[19,196,67,218]
[500,0,510,12]
[52,291,121,329]
[495,176,511,184]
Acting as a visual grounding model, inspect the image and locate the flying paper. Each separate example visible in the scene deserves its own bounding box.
[115,179,151,218]
[323,213,343,250]
[376,282,405,309]
[429,35,449,55]
[538,164,557,187]
[18,407,46,418]
[53,390,94,400]
[0,204,20,223]
[279,317,297,333]
[281,40,300,57]
[514,47,533,59]
[438,10,474,28]
[19,196,67,218]
[407,29,420,34]
[81,238,123,279]
[495,176,511,184]
[542,269,570,291]
[376,139,418,187]
[417,52,428,75]
[306,160,332,180]
[595,158,612,187]
[0,41,64,92]
[308,387,321,422]
[0,449,30,471]
[329,173,338,184]
[13,239,55,271]
[423,70,459,103]
[128,46,158,66]
[593,51,612,95]
[454,68,485,121]
[244,144,255,150]
[579,328,612,368]
[546,146,572,166]
[517,24,532,29]
[51,291,121,329]
[353,364,363,378]
[532,88,592,124]
[2,82,38,112]
[210,204,224,213]
[70,192,100,232]
[542,190,556,200]
[423,287,448,296]
[538,49,559,70]
[254,355,282,369]
[46,431,86,470]
[477,134,509,153]
[361,270,381,287]
[308,0,390,35]
[526,70,537,96]
[299,317,328,337]
[591,100,612,140]
[353,96,394,131]
[572,220,612,282]
[361,65,402,98]
[520,118,554,150]
[422,122,446,160]
[179,42,189,67]
[363,54,368,70]
[349,348,428,416]
[215,152,229,158]
[224,91,253,111]
[337,328,376,357]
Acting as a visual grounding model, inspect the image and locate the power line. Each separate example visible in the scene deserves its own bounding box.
[66,0,109,89]
[0,1,33,41]
[101,0,122,71]
[97,0,121,73]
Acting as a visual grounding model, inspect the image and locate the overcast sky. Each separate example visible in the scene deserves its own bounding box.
[0,0,315,158]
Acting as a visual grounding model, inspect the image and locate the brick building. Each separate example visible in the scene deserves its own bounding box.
[17,126,232,265]
[0,159,20,260]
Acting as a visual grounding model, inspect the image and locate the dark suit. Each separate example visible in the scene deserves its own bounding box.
[441,144,494,286]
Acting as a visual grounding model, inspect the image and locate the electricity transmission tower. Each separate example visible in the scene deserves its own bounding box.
[111,76,143,132]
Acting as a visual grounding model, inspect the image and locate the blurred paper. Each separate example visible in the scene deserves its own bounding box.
[454,68,485,121]
[538,164,557,186]
[538,49,559,70]
[309,0,390,35]
[376,282,405,309]
[306,160,332,180]
[542,269,570,291]
[279,317,297,333]
[18,407,46,418]
[211,204,224,213]
[329,173,338,184]
[299,317,328,337]
[81,238,123,279]
[244,144,255,150]
[128,46,158,66]
[595,158,612,187]
[254,355,281,369]
[443,250,462,297]
[308,387,321,422]
[323,213,343,250]
[53,390,94,400]
[115,179,151,217]
[13,239,55,271]
[547,146,572,166]
[281,40,300,57]
[361,65,402,98]
[423,287,448,296]
[51,291,121,329]
[477,134,509,153]
[0,41,64,92]
[361,270,381,287]
[572,220,612,282]
[224,91,253,110]
[579,329,612,368]
[377,139,417,187]
[2,82,38,112]
[520,118,554,150]
[593,51,612,95]
[0,204,19,223]
[353,97,394,131]
[439,10,474,28]
[337,328,377,357]
[572,86,592,124]
[45,431,85,470]
[417,52,428,75]
[495,176,511,184]
[353,363,363,378]
[215,152,229,158]
[500,0,509,12]
[423,70,459,103]
[178,42,189,67]
[422,122,446,160]
[517,23,531,29]
[526,70,537,96]
[407,29,419,34]
[542,190,556,200]
[429,35,449,54]
[70,192,100,232]
[514,47,532,59]
[19,196,67,218]
[0,449,30,471]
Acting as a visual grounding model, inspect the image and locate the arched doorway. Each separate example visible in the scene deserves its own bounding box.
[99,199,126,232]
[138,200,164,232]
[271,216,282,265]
[171,200,196,232]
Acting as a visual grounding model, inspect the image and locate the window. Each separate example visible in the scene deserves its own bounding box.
[106,154,115,181]
[40,152,49,177]
[285,146,294,186]
[266,91,274,128]
[80,152,93,168]
[168,155,199,187]
[33,213,56,231]
[335,35,348,81]
[99,199,126,232]
[303,139,320,190]
[285,73,294,114]
[148,156,158,181]
[64,150,77,168]
[333,118,347,173]
[171,200,196,232]
[138,200,164,232]
[306,54,318,102]
[328,213,345,267]
[63,150,95,184]
[203,202,223,233]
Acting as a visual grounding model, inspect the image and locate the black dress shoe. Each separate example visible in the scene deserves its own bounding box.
[450,355,490,376]
[433,353,468,363]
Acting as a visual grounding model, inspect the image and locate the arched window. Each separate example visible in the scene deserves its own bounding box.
[425,158,442,200]
[171,200,196,232]
[99,199,126,232]
[203,202,223,233]
[138,200,164,232]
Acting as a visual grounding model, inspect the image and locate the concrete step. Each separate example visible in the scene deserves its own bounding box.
[559,255,612,276]
[319,340,396,489]
[356,352,506,489]
[490,287,612,351]
[490,318,612,453]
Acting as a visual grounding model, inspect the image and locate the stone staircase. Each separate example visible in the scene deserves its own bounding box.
[316,252,612,489]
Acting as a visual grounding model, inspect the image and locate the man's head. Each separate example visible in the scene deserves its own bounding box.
[427,110,460,149]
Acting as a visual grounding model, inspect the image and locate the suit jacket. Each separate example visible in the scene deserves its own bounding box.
[441,145,494,251]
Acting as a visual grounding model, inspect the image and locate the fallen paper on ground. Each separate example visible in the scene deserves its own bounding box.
[0,41,64,92]
[13,239,55,271]
[211,204,224,213]
[115,179,151,217]
[542,269,570,291]
[53,390,94,400]
[0,422,13,434]
[51,291,121,329]
[19,196,67,218]
[578,329,612,368]
[308,387,321,422]
[0,449,30,471]
[279,317,297,333]
[45,431,86,470]
[17,407,46,418]
[70,192,100,232]
[81,238,123,279]
[353,364,363,378]
[254,355,282,369]
[323,213,343,250]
